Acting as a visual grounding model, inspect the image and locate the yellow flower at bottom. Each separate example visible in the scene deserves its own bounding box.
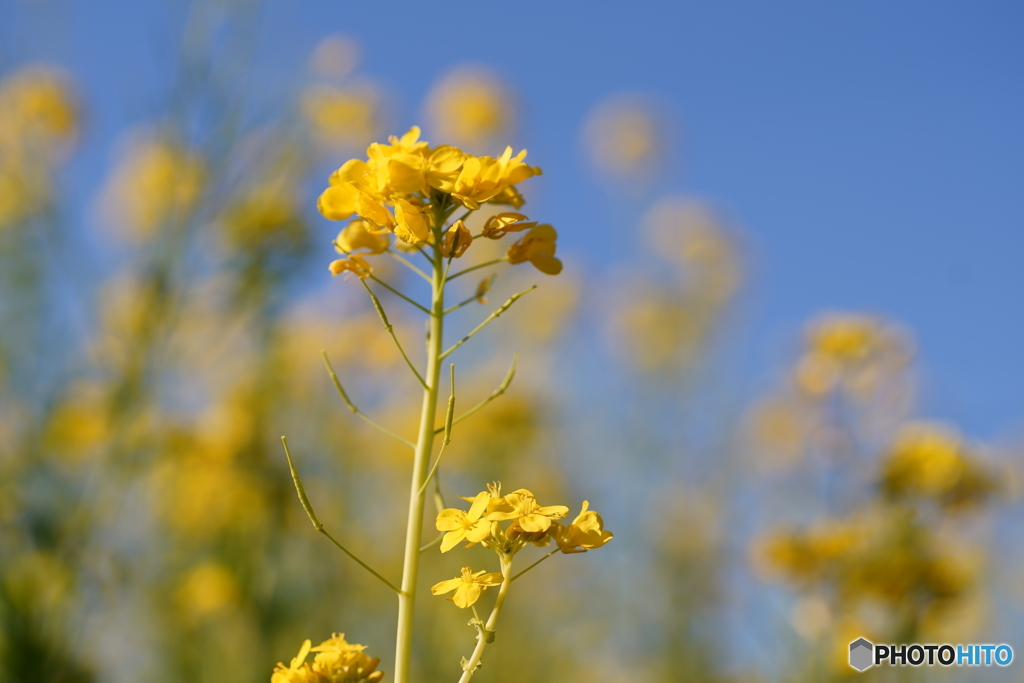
[506,224,562,275]
[328,254,372,279]
[554,501,613,554]
[271,639,315,683]
[431,566,503,608]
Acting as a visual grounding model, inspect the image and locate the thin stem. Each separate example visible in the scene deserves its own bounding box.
[360,280,428,389]
[511,548,559,582]
[437,354,518,434]
[322,351,415,448]
[458,556,513,683]
[448,257,507,281]
[368,274,431,314]
[281,437,401,594]
[453,208,473,224]
[418,364,456,496]
[442,295,480,316]
[419,531,444,553]
[319,528,402,594]
[386,247,432,283]
[439,287,537,361]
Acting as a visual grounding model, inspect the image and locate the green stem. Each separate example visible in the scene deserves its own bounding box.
[394,233,447,683]
[437,354,518,433]
[439,287,537,361]
[511,548,558,582]
[360,280,428,389]
[322,351,415,448]
[458,556,513,683]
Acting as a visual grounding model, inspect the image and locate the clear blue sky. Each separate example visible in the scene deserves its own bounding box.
[5,0,1023,440]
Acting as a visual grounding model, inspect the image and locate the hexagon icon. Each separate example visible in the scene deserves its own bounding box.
[849,638,874,671]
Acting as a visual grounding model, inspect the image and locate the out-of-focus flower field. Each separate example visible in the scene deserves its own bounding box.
[1,2,1022,682]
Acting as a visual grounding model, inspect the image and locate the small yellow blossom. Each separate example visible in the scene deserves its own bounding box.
[272,634,384,683]
[481,212,536,239]
[336,220,389,254]
[487,488,568,533]
[328,254,372,279]
[436,491,491,552]
[301,84,381,150]
[393,198,430,244]
[440,219,472,257]
[553,501,614,554]
[489,185,525,209]
[451,146,541,209]
[506,224,562,275]
[431,566,504,608]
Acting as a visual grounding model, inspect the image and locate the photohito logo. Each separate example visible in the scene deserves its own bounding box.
[849,638,1013,671]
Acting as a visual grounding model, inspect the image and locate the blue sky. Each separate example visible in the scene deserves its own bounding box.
[5,0,1023,439]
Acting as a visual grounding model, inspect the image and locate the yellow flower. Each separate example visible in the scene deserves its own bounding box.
[489,185,525,209]
[451,146,541,209]
[481,212,536,239]
[554,501,614,554]
[336,220,389,254]
[328,254,372,279]
[506,224,562,275]
[487,488,568,533]
[424,66,514,149]
[436,491,491,552]
[272,635,384,683]
[431,566,504,608]
[301,83,381,151]
[393,198,430,244]
[440,219,472,257]
[311,633,384,682]
[271,639,315,683]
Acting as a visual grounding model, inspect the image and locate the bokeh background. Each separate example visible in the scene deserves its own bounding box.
[1,1,1022,682]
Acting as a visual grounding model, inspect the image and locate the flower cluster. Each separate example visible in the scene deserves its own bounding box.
[318,127,561,278]
[272,634,384,683]
[431,483,612,608]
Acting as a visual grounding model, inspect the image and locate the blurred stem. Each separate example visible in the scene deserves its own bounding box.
[418,364,456,496]
[322,351,415,448]
[439,287,536,360]
[281,436,401,594]
[394,216,448,683]
[458,555,513,683]
[360,280,428,389]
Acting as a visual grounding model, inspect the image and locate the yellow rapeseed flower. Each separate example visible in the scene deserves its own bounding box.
[328,254,372,279]
[436,491,491,552]
[440,219,472,258]
[553,501,614,554]
[272,635,384,683]
[424,66,514,149]
[506,224,562,275]
[431,566,504,608]
[481,212,536,239]
[450,146,541,209]
[487,488,568,533]
[336,220,389,254]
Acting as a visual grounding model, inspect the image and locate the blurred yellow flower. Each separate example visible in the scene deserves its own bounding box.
[880,422,996,508]
[0,65,78,152]
[431,566,504,608]
[176,562,240,623]
[583,95,669,188]
[302,84,382,150]
[506,224,562,275]
[98,134,206,241]
[424,66,514,150]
